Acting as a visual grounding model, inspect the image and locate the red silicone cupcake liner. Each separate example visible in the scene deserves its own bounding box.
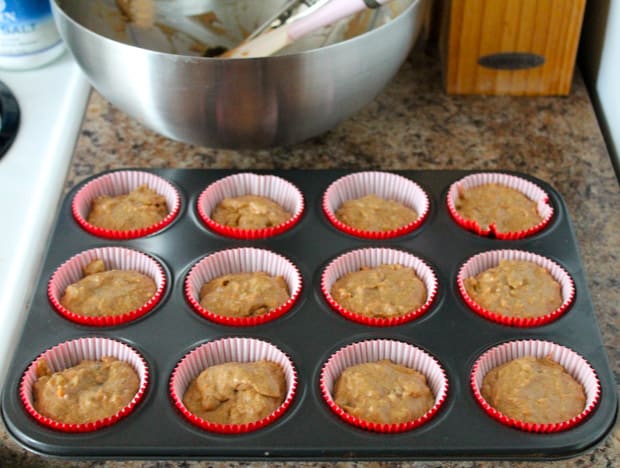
[185,247,302,327]
[19,337,149,433]
[322,171,430,239]
[320,339,448,433]
[197,173,304,239]
[72,170,181,240]
[446,172,554,239]
[471,340,601,433]
[457,249,575,327]
[321,248,438,326]
[48,246,167,327]
[169,337,297,434]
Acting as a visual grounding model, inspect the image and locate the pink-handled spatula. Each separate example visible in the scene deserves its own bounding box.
[221,0,393,58]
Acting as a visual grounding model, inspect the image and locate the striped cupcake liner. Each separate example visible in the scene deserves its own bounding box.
[19,337,149,433]
[446,172,554,239]
[321,248,438,326]
[320,339,448,433]
[470,340,601,433]
[185,247,302,327]
[197,173,304,239]
[72,170,181,240]
[169,337,297,434]
[322,171,430,239]
[48,246,166,327]
[457,249,575,327]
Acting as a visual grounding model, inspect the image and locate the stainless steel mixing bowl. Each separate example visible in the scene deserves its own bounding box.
[52,0,424,149]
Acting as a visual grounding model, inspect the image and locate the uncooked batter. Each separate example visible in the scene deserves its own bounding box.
[60,259,157,317]
[334,359,434,424]
[199,272,289,317]
[455,183,542,232]
[481,355,586,424]
[33,357,140,424]
[335,194,418,232]
[182,360,286,424]
[330,264,427,318]
[211,195,291,229]
[463,259,562,318]
[87,184,169,231]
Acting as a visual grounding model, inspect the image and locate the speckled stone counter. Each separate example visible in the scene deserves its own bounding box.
[1,48,618,467]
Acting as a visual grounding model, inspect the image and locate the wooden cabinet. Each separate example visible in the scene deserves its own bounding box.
[439,0,587,95]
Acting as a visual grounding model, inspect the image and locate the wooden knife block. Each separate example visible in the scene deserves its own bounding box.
[439,0,587,95]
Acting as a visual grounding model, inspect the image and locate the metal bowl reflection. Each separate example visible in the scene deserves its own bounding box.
[52,0,424,149]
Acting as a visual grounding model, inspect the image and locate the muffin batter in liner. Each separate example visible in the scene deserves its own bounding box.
[72,170,181,240]
[321,247,437,326]
[185,247,302,326]
[322,171,430,239]
[470,340,600,433]
[48,246,166,327]
[320,339,448,433]
[169,337,297,434]
[19,337,149,433]
[197,173,304,239]
[446,172,554,239]
[457,249,575,327]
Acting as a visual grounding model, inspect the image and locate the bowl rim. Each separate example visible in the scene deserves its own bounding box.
[52,0,422,60]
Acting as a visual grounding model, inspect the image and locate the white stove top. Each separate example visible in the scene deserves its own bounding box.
[0,51,91,388]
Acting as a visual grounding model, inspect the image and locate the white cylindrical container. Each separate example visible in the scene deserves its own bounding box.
[0,0,64,70]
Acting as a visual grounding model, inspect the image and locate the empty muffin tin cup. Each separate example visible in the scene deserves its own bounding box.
[19,337,149,433]
[457,249,575,327]
[320,339,448,433]
[446,172,554,239]
[72,170,181,240]
[470,340,601,433]
[48,246,167,327]
[185,247,303,327]
[321,248,438,326]
[197,173,305,239]
[169,337,298,434]
[322,171,430,239]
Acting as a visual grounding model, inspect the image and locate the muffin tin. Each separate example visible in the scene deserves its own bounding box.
[2,169,617,460]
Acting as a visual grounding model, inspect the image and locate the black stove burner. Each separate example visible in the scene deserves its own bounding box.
[0,80,19,160]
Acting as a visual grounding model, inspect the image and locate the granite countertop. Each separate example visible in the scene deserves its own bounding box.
[1,48,618,467]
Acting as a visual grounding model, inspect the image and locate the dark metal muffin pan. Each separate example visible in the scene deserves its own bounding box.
[2,169,617,460]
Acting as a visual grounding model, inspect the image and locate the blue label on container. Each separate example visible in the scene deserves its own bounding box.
[0,0,60,57]
[0,0,52,23]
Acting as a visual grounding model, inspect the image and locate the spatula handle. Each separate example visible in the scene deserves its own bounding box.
[288,0,389,40]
